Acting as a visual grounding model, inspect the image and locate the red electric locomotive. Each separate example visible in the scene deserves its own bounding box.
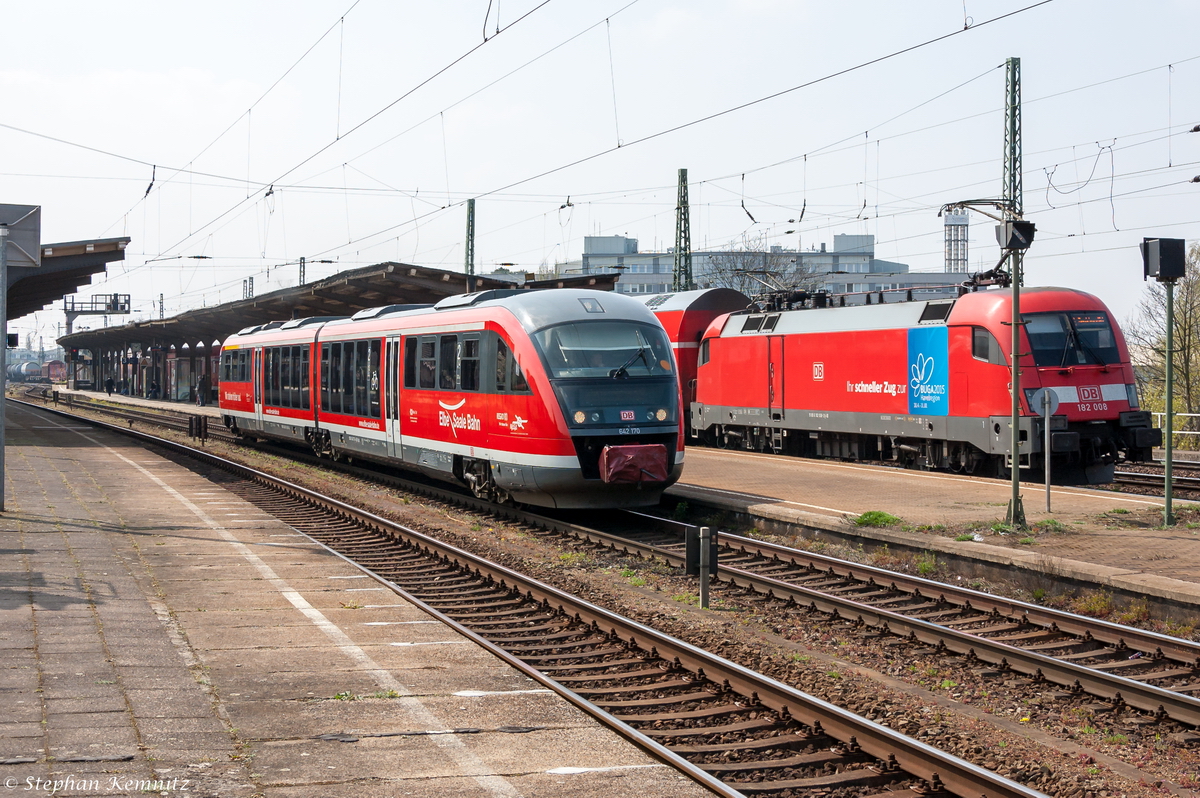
[651,286,1158,484]
[219,288,683,509]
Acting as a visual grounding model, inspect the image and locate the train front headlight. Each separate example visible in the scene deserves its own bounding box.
[573,410,586,424]
[655,408,668,421]
[591,412,601,422]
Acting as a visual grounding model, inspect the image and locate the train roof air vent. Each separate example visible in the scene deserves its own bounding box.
[434,289,529,310]
[918,301,955,323]
[281,315,350,329]
[741,315,764,333]
[351,305,431,320]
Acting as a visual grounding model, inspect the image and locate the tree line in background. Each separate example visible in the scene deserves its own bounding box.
[1125,241,1200,449]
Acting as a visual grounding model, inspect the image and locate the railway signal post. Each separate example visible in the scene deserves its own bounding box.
[1141,237,1186,526]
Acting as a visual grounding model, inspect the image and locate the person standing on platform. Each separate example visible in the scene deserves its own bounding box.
[196,374,208,406]
[104,376,114,396]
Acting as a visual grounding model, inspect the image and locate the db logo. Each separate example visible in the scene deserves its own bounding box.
[620,410,635,421]
[1079,385,1101,401]
[813,362,825,381]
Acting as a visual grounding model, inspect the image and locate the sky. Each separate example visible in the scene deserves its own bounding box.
[2,0,1198,347]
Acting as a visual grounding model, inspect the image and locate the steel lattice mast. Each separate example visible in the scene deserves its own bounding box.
[673,168,693,291]
[1003,56,1027,528]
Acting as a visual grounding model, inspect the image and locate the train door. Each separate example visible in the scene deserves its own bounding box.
[385,338,402,459]
[252,347,263,428]
[768,335,785,421]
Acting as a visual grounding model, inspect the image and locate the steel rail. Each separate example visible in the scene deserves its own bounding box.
[12,399,1046,798]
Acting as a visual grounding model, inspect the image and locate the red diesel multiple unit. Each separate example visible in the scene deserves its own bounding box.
[219,288,683,508]
[650,286,1158,484]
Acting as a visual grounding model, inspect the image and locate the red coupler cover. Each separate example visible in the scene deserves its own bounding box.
[599,444,668,484]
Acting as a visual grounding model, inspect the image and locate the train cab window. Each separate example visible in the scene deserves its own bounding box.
[403,338,419,389]
[419,338,436,388]
[439,335,457,389]
[971,327,1006,365]
[1023,311,1119,367]
[460,336,480,391]
[699,338,710,366]
[495,339,510,392]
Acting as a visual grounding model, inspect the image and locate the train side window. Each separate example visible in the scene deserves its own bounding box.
[495,339,510,392]
[972,327,1006,365]
[511,356,529,393]
[267,348,279,407]
[460,336,480,391]
[699,338,710,366]
[439,335,457,389]
[367,339,381,418]
[419,338,436,389]
[348,340,364,415]
[238,350,248,382]
[321,344,331,412]
[403,338,418,389]
[301,346,310,411]
[330,342,344,414]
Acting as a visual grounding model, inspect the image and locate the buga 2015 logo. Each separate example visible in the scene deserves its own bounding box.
[907,327,949,416]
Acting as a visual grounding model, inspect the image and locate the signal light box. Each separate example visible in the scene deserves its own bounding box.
[1141,237,1186,282]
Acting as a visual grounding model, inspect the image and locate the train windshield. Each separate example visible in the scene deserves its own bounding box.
[533,322,673,379]
[1023,311,1119,367]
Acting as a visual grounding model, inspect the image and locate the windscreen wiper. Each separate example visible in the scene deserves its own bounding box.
[610,332,650,379]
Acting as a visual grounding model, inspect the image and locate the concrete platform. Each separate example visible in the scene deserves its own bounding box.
[670,447,1200,612]
[45,386,223,419]
[0,400,713,797]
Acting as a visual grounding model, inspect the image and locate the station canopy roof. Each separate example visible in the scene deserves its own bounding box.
[59,261,618,352]
[8,237,131,321]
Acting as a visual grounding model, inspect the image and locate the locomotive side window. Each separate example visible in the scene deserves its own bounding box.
[971,327,1006,365]
[460,336,480,391]
[439,335,457,389]
[699,338,710,366]
[419,338,436,388]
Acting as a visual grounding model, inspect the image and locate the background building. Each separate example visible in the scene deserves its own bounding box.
[560,234,967,298]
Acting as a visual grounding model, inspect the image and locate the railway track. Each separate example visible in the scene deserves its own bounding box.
[1113,468,1200,493]
[13,398,1043,798]
[26,394,1200,728]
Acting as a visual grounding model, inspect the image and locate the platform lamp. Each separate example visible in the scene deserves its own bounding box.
[1141,237,1187,526]
[996,219,1036,529]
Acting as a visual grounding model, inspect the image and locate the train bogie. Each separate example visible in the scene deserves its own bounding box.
[219,289,683,509]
